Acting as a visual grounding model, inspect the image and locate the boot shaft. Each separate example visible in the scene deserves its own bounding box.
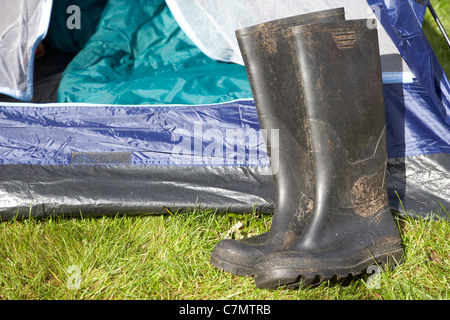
[287,19,389,218]
[236,8,345,154]
[235,9,346,242]
[238,15,390,216]
[238,17,392,248]
[288,19,386,163]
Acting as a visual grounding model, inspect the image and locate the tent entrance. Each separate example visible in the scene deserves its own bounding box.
[0,0,448,219]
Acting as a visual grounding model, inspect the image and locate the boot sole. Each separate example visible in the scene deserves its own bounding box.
[210,249,256,277]
[254,245,404,290]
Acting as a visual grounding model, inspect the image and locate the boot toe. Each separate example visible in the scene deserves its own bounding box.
[210,235,267,277]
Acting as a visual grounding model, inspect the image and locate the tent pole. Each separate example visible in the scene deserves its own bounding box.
[427,2,450,47]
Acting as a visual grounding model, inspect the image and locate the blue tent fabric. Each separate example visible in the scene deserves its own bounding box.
[367,0,450,215]
[0,0,449,219]
[0,100,274,218]
[368,0,449,126]
[0,100,269,167]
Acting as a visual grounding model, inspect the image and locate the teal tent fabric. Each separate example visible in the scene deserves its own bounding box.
[57,0,252,105]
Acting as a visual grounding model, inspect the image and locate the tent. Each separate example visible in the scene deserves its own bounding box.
[0,0,448,220]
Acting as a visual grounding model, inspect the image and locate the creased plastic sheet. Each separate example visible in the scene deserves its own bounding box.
[0,0,52,101]
[0,100,274,219]
[0,164,274,220]
[383,82,450,158]
[388,154,450,217]
[367,0,449,125]
[0,100,270,167]
[165,0,411,77]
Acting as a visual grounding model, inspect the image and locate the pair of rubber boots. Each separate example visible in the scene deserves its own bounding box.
[210,8,404,290]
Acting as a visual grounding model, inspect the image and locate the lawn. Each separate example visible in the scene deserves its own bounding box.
[423,0,449,75]
[0,207,449,300]
[0,1,449,302]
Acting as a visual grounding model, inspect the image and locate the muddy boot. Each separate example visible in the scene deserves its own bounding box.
[210,8,346,277]
[253,19,404,290]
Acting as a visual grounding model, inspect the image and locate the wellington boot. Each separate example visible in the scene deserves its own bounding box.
[210,8,345,276]
[253,19,404,290]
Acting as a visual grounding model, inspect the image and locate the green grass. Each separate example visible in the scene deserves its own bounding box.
[0,207,449,300]
[0,2,449,301]
[423,0,450,76]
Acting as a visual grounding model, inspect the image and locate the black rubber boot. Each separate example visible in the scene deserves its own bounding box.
[253,19,404,290]
[210,8,345,277]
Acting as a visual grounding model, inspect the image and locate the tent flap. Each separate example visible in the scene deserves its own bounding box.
[0,0,52,101]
